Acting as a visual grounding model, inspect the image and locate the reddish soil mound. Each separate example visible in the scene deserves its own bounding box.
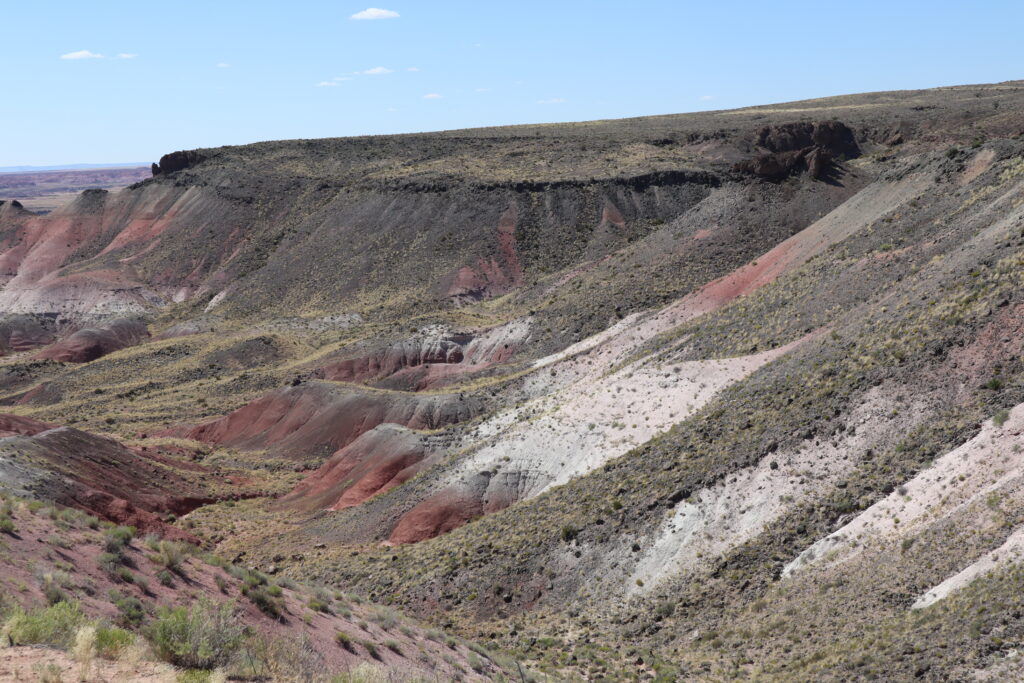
[35,318,149,363]
[0,381,63,406]
[388,485,487,545]
[279,425,436,512]
[0,315,57,355]
[0,413,54,437]
[185,382,483,461]
[0,421,256,539]
[319,338,466,384]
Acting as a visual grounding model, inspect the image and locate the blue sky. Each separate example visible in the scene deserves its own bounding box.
[1,1,1022,166]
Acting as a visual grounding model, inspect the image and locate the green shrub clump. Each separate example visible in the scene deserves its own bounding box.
[103,526,136,553]
[4,601,85,648]
[95,625,134,658]
[147,598,244,670]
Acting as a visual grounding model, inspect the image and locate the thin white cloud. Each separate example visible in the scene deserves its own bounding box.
[422,93,442,99]
[700,95,714,101]
[536,98,565,105]
[474,88,490,93]
[351,7,399,20]
[316,81,339,87]
[333,76,353,81]
[117,53,137,59]
[60,50,103,60]
[217,62,231,68]
[406,67,420,72]
[363,66,393,75]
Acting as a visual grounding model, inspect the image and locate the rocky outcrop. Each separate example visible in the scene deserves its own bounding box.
[315,320,530,391]
[320,338,466,384]
[735,121,861,180]
[151,150,206,176]
[755,121,860,158]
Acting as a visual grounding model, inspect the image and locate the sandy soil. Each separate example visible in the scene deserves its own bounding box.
[0,646,175,682]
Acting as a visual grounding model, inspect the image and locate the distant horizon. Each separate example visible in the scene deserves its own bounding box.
[0,162,150,174]
[4,0,1023,166]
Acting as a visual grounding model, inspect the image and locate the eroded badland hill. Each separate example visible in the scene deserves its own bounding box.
[3,81,1024,680]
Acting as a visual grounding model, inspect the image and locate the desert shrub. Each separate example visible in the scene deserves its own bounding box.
[0,515,15,535]
[308,597,331,613]
[151,540,190,574]
[560,525,578,542]
[369,606,398,631]
[242,632,327,680]
[384,639,402,655]
[42,583,67,606]
[72,625,98,680]
[4,600,85,647]
[363,641,381,660]
[40,572,71,606]
[242,585,281,618]
[214,574,227,593]
[994,409,1011,427]
[147,599,244,670]
[47,534,72,549]
[103,525,135,553]
[95,625,134,658]
[97,551,122,575]
[330,662,390,683]
[114,595,146,627]
[242,571,267,589]
[32,662,63,683]
[335,630,356,652]
[158,569,175,587]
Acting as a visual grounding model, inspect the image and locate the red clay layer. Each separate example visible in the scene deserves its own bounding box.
[184,382,482,460]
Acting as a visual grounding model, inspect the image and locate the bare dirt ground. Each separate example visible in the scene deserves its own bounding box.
[0,646,175,682]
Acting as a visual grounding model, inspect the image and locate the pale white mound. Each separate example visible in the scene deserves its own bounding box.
[913,525,1024,609]
[628,387,917,593]
[456,345,791,501]
[784,404,1024,581]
